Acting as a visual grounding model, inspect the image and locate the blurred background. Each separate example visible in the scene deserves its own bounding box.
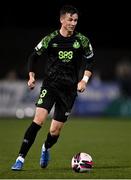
[0,0,131,118]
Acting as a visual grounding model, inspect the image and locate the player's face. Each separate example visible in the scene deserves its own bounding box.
[60,13,78,32]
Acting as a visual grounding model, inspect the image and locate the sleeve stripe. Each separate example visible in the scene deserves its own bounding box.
[84,52,94,59]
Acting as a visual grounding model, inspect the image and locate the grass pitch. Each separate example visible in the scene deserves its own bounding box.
[0,117,131,179]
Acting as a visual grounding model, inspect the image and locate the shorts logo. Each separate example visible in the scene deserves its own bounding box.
[65,112,70,116]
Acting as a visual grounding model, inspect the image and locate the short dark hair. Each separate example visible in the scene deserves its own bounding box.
[60,5,79,16]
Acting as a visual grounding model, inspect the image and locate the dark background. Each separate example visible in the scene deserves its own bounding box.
[0,0,131,80]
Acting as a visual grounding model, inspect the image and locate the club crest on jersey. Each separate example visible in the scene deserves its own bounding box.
[73,40,80,49]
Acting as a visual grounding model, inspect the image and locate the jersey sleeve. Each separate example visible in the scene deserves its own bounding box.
[28,51,39,72]
[80,35,94,72]
[27,36,49,73]
[35,30,58,55]
[81,36,94,59]
[35,36,49,55]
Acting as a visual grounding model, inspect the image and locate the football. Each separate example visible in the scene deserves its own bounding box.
[71,152,93,173]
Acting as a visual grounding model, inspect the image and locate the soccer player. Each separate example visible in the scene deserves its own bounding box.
[11,5,94,170]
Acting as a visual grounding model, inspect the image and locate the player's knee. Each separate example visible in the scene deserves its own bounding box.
[33,114,45,126]
[33,108,48,126]
[33,118,44,126]
[50,127,61,136]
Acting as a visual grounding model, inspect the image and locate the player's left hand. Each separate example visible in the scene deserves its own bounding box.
[28,77,35,90]
[77,80,87,93]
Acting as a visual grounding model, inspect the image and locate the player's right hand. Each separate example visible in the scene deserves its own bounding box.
[77,80,86,93]
[28,78,35,90]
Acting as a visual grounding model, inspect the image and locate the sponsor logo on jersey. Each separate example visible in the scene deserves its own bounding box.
[58,51,73,62]
[52,43,58,47]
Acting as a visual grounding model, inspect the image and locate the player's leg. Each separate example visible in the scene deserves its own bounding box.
[40,93,76,168]
[40,119,64,168]
[11,107,48,171]
[40,92,77,168]
[11,86,55,171]
[18,108,48,157]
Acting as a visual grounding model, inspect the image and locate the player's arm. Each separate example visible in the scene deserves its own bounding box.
[77,38,94,92]
[27,34,52,89]
[77,57,94,92]
[28,51,39,89]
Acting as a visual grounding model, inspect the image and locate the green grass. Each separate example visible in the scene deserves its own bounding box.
[0,117,131,179]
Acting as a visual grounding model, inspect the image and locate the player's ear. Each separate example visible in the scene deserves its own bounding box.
[60,15,65,23]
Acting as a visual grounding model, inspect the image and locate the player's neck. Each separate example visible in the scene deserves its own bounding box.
[59,28,73,37]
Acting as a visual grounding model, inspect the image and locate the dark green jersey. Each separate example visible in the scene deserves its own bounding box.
[32,30,94,87]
